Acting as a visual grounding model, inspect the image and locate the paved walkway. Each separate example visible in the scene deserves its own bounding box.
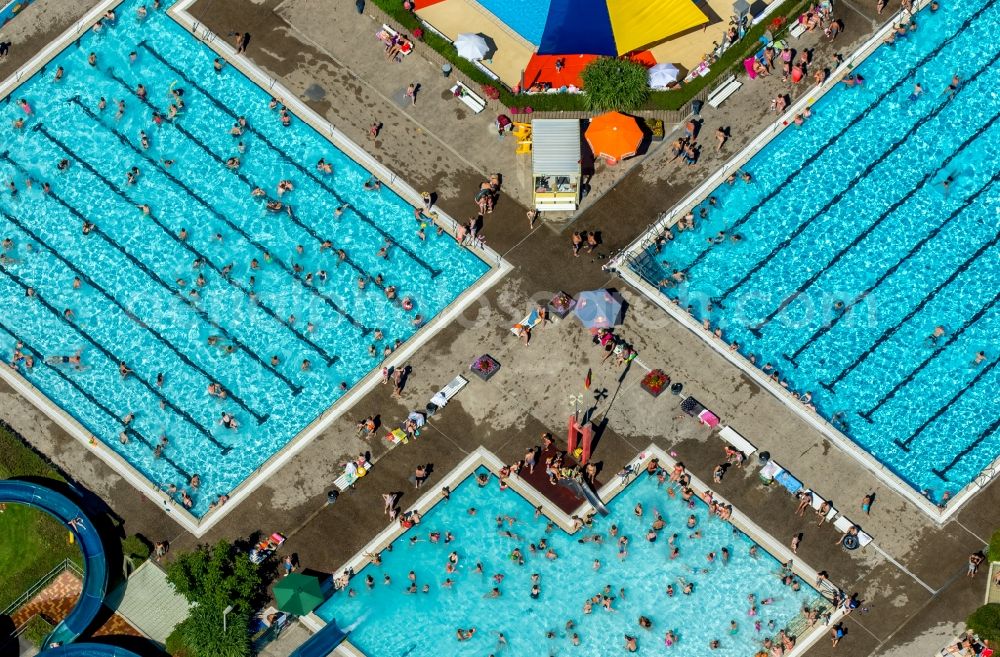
[10,569,141,638]
[0,0,994,656]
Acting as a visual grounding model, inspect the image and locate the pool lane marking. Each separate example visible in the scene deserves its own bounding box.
[714,82,959,310]
[68,95,373,337]
[0,262,230,453]
[893,351,1000,453]
[33,126,336,370]
[101,75,394,298]
[0,204,272,423]
[679,0,1000,276]
[0,321,194,480]
[135,41,442,278]
[783,168,1000,366]
[819,196,1000,392]
[860,288,1000,423]
[749,101,1000,328]
[932,412,1000,481]
[33,125,338,369]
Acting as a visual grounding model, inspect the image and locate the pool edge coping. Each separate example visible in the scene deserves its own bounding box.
[307,442,846,657]
[0,0,514,537]
[606,0,994,526]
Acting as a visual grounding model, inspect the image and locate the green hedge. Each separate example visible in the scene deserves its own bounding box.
[371,0,811,112]
[967,603,1000,643]
[989,528,1000,562]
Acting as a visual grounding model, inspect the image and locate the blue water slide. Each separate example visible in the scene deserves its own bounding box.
[288,621,347,657]
[0,480,140,657]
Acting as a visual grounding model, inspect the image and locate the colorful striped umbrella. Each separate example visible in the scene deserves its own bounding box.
[539,0,709,57]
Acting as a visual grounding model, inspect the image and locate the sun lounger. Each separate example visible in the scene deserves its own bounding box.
[719,426,757,455]
[510,308,541,336]
[249,532,286,564]
[334,460,372,491]
[428,375,468,414]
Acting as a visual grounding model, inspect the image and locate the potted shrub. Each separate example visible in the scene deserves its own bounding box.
[482,85,501,101]
[644,118,665,141]
[640,369,670,397]
[549,291,576,319]
[471,354,501,381]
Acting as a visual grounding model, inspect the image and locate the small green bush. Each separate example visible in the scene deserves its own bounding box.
[580,57,650,111]
[988,529,1000,562]
[967,603,1000,643]
[123,534,151,566]
[20,615,54,648]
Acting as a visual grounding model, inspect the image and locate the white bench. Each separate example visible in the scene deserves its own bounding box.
[832,514,872,546]
[708,75,743,108]
[450,82,487,114]
[719,425,757,455]
[334,460,372,491]
[807,490,838,521]
[429,375,468,411]
[789,21,806,38]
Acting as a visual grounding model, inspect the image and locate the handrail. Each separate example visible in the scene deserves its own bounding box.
[1,558,83,617]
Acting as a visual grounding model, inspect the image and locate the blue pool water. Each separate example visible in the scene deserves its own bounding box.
[630,0,1000,504]
[0,0,488,516]
[316,468,825,657]
[474,0,551,45]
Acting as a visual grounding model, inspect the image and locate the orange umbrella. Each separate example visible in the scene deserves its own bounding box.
[585,112,643,163]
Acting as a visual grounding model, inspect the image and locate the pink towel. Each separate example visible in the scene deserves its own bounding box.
[744,57,757,80]
[698,409,720,427]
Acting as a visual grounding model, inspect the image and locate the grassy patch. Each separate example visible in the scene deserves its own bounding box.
[19,614,55,647]
[0,424,81,610]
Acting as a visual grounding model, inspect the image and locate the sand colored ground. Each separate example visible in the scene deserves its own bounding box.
[417,0,535,87]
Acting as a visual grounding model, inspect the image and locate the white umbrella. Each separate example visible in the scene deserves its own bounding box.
[455,33,490,61]
[648,63,681,88]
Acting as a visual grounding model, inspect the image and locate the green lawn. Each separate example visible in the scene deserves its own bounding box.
[0,424,83,610]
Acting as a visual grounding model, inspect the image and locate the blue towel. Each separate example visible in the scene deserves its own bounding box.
[775,470,803,494]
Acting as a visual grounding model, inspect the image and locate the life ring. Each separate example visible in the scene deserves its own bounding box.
[842,534,859,550]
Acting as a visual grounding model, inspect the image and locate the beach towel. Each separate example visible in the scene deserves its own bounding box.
[510,308,541,335]
[744,57,758,79]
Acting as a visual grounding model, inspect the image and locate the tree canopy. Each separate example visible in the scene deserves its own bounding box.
[166,540,264,657]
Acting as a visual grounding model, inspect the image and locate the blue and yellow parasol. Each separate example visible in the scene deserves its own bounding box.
[539,0,709,57]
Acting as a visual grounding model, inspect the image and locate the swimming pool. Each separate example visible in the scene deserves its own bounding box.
[628,0,1000,506]
[474,0,551,45]
[316,465,825,657]
[0,0,489,517]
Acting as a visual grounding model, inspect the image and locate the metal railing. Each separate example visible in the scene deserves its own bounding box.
[1,558,83,618]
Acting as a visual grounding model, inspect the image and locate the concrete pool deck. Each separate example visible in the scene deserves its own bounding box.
[1,0,996,656]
